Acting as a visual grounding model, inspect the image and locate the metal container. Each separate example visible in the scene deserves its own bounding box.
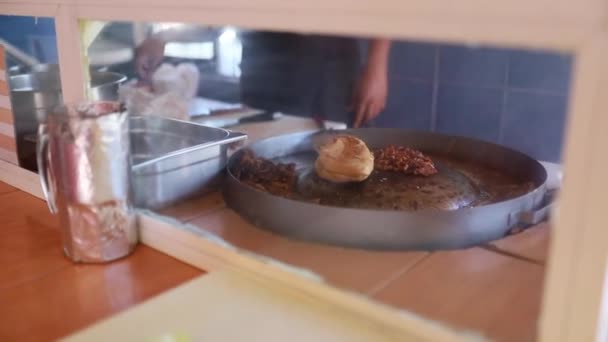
[37,102,137,263]
[224,129,552,251]
[131,116,247,210]
[9,64,126,170]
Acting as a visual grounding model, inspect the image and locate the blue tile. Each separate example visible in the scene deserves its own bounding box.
[439,45,509,86]
[28,35,58,63]
[501,91,568,162]
[508,50,572,92]
[436,85,503,142]
[0,16,56,60]
[389,42,437,81]
[374,80,433,130]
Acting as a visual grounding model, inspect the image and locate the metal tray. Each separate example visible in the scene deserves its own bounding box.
[131,116,246,209]
[224,129,551,251]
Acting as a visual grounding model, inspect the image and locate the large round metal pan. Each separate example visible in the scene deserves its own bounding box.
[223,129,549,251]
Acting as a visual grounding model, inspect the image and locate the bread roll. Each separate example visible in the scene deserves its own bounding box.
[315,135,374,183]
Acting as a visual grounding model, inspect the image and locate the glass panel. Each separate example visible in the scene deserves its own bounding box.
[0,15,61,170]
[2,16,573,340]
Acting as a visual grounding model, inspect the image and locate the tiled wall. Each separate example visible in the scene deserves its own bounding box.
[0,16,58,65]
[0,15,571,162]
[373,42,572,162]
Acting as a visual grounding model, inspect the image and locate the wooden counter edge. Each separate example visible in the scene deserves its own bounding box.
[0,159,44,199]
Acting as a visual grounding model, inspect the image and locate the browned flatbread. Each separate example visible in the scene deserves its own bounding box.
[315,135,374,183]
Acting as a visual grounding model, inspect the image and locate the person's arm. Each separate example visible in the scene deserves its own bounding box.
[134,34,166,85]
[352,39,391,128]
[134,25,216,84]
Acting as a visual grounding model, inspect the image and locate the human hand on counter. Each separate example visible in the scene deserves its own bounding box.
[351,64,388,128]
[134,37,166,85]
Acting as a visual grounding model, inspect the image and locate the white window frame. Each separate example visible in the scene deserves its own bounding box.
[2,1,608,340]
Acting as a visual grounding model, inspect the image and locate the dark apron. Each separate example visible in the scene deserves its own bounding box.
[239,31,360,125]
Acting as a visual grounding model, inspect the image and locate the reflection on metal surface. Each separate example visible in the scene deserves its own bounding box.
[9,64,126,171]
[130,116,247,210]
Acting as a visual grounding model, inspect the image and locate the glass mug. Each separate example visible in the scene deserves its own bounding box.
[37,101,138,263]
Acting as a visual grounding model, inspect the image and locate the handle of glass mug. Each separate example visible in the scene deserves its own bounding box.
[36,124,57,213]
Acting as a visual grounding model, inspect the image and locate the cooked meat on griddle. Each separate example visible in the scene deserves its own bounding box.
[233,149,297,197]
[374,145,438,176]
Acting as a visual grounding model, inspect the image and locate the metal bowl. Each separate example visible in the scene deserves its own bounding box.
[8,64,127,170]
[9,64,127,103]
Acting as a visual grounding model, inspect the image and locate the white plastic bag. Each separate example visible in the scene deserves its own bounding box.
[119,62,200,121]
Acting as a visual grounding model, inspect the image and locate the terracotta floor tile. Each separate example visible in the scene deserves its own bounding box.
[157,192,225,222]
[189,208,428,294]
[0,191,58,228]
[0,224,69,288]
[189,208,284,252]
[374,248,544,342]
[259,240,428,294]
[0,246,202,341]
[0,187,203,341]
[487,223,550,264]
[0,192,72,289]
[0,192,60,265]
[0,181,16,195]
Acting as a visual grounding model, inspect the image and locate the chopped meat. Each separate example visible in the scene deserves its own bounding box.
[374,145,438,176]
[233,149,297,197]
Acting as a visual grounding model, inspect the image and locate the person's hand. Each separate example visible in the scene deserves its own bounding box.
[351,64,388,128]
[134,37,166,85]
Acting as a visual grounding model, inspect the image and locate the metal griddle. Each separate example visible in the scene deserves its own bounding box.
[223,129,551,251]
